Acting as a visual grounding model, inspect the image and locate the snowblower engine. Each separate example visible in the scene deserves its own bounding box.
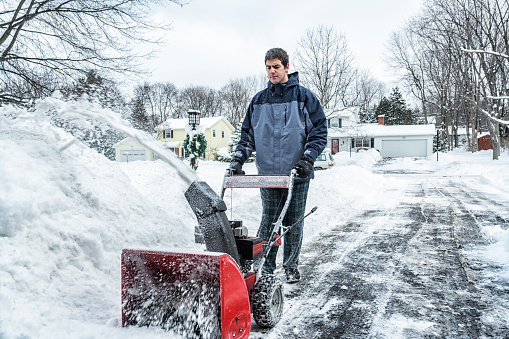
[229,219,264,270]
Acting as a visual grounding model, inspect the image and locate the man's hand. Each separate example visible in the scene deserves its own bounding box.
[293,154,314,178]
[229,158,245,175]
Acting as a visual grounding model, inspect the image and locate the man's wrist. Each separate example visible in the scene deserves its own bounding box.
[231,156,243,164]
[302,154,314,164]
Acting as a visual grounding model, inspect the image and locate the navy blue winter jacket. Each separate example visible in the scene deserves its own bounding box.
[234,72,328,181]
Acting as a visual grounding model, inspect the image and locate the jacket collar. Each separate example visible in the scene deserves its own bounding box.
[268,72,299,96]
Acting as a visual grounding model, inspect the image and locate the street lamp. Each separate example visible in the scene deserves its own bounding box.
[188,110,201,130]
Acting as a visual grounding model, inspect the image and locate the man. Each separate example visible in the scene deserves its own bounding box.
[230,48,327,283]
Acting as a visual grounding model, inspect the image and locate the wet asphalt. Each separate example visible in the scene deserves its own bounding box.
[251,161,509,338]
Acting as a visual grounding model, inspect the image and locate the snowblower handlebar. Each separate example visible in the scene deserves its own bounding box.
[220,169,296,199]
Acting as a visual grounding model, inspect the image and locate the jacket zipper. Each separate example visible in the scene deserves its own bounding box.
[284,105,287,126]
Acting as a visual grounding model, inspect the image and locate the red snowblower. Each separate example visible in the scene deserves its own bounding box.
[121,169,316,338]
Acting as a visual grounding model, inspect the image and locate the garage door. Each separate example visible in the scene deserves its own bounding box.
[381,139,427,158]
[120,149,146,162]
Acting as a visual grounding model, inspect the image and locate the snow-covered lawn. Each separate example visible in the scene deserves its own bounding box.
[1,98,508,338]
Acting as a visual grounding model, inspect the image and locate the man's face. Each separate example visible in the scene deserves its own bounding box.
[266,58,289,84]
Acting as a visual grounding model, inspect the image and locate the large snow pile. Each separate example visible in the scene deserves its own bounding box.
[0,99,203,338]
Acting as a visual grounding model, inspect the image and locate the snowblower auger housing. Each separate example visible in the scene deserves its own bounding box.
[122,171,295,338]
[122,249,250,338]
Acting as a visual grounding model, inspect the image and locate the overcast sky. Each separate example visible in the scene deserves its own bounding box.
[143,0,423,91]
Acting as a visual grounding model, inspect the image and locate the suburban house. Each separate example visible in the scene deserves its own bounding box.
[326,107,360,130]
[325,107,359,154]
[113,137,155,162]
[327,109,436,158]
[155,116,235,160]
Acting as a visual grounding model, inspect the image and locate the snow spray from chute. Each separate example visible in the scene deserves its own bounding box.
[33,94,198,186]
[31,95,251,338]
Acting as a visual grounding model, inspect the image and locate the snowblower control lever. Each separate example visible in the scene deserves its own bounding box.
[275,206,317,246]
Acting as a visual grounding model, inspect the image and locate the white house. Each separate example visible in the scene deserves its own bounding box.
[327,115,436,158]
[325,107,359,130]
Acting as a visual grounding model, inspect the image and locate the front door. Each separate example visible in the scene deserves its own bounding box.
[332,139,339,154]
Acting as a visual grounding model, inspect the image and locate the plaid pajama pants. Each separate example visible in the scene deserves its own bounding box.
[257,181,310,274]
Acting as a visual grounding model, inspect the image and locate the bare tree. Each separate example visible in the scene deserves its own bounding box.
[220,76,257,127]
[386,29,431,122]
[294,25,355,111]
[423,0,509,158]
[179,85,222,117]
[0,0,187,104]
[147,82,180,122]
[459,0,509,159]
[385,0,509,157]
[130,81,189,130]
[348,68,386,114]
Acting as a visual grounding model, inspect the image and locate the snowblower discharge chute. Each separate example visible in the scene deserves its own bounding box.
[122,171,299,338]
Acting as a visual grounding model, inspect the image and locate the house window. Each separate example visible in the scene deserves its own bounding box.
[213,130,216,137]
[222,131,225,138]
[328,118,342,128]
[169,148,179,158]
[355,138,371,148]
[164,130,173,139]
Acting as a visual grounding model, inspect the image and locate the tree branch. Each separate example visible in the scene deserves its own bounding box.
[461,47,509,59]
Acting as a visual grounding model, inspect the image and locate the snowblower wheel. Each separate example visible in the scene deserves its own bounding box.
[251,274,284,328]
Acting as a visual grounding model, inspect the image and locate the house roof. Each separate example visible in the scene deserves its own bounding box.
[113,137,139,148]
[155,116,234,131]
[328,123,436,138]
[324,107,360,119]
[113,136,166,149]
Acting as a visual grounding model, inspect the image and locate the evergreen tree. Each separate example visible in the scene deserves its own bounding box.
[359,105,377,123]
[129,97,151,132]
[404,107,417,125]
[388,87,406,125]
[227,124,242,158]
[222,123,255,163]
[374,88,415,125]
[375,97,392,123]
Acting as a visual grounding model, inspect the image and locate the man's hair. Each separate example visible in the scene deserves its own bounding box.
[265,48,289,67]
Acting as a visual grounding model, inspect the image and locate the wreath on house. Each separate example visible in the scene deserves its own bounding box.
[183,132,207,170]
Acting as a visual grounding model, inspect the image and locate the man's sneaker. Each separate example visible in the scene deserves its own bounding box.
[285,268,300,284]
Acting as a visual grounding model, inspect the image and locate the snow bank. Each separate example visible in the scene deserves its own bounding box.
[0,100,200,338]
[306,150,385,236]
[334,148,382,170]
